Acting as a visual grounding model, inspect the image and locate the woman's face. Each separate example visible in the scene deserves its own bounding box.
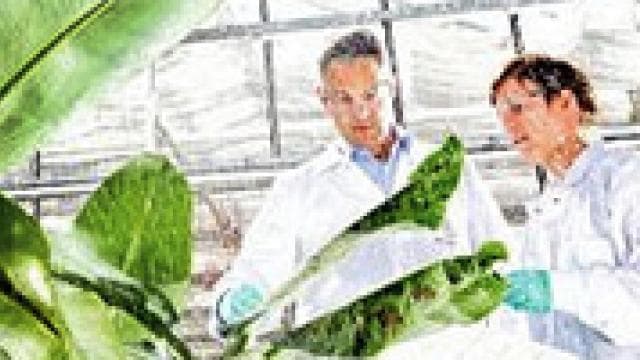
[494,78,582,166]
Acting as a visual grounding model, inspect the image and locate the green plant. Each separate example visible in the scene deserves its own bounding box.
[222,136,512,358]
[0,0,222,173]
[1,2,225,353]
[267,135,464,307]
[266,241,508,358]
[0,154,194,359]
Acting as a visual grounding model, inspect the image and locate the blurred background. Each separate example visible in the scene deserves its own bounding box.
[1,0,639,357]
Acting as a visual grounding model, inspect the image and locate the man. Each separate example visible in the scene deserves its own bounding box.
[490,54,640,359]
[208,31,550,358]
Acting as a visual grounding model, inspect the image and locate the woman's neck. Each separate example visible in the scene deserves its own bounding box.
[543,136,587,178]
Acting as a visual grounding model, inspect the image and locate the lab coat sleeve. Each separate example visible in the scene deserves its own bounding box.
[548,270,640,346]
[208,171,300,337]
[549,160,640,346]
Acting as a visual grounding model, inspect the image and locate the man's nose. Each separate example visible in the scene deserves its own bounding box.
[352,98,371,119]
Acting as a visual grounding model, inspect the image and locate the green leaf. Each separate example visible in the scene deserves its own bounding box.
[267,135,465,307]
[232,242,509,358]
[0,293,66,360]
[450,273,509,321]
[476,240,509,269]
[0,192,65,339]
[47,228,189,359]
[53,271,191,359]
[74,154,193,291]
[0,0,223,172]
[53,281,128,360]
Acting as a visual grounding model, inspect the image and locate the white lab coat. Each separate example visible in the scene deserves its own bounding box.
[488,141,640,359]
[208,133,571,358]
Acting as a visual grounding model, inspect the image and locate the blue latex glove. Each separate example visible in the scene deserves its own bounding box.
[218,283,264,325]
[503,269,552,314]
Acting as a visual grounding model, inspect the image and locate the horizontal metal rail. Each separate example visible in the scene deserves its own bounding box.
[182,0,567,43]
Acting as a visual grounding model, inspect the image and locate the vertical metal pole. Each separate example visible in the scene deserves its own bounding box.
[380,0,405,126]
[509,13,546,194]
[509,13,525,55]
[261,0,281,157]
[34,150,41,219]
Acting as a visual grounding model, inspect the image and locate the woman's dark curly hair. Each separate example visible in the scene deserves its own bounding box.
[490,54,597,122]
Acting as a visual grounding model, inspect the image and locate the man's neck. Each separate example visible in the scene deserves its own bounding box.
[361,128,398,162]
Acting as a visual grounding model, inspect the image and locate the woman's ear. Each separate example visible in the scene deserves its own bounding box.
[560,89,578,111]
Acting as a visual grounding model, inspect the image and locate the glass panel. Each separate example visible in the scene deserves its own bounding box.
[393,10,513,144]
[198,0,260,27]
[155,39,270,168]
[269,0,380,21]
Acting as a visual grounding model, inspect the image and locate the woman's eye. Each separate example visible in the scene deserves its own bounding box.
[339,95,353,105]
[364,92,377,101]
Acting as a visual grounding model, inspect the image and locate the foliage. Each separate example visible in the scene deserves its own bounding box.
[0,154,194,359]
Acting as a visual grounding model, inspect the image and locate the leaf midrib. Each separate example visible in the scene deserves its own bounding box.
[0,0,114,103]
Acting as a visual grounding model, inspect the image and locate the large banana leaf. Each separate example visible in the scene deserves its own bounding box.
[0,190,183,359]
[267,135,464,307]
[0,0,223,173]
[0,293,66,360]
[0,193,66,341]
[48,197,193,358]
[74,154,193,304]
[268,242,509,358]
[225,242,509,358]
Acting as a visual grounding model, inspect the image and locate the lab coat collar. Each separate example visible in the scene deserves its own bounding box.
[331,126,412,162]
[558,140,606,188]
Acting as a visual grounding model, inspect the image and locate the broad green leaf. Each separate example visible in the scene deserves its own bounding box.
[74,154,192,299]
[0,293,66,360]
[53,281,127,360]
[53,276,192,360]
[48,227,189,359]
[0,192,65,339]
[267,135,465,307]
[0,0,223,172]
[248,242,509,358]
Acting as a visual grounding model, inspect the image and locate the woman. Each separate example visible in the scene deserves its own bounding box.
[490,54,640,359]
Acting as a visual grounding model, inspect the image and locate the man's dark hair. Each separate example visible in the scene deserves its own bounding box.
[319,30,382,75]
[490,54,597,115]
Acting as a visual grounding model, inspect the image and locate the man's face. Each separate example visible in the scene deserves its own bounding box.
[319,57,383,150]
[494,77,581,166]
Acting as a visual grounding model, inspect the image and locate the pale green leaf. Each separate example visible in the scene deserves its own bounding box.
[0,0,224,172]
[0,293,66,360]
[0,192,65,339]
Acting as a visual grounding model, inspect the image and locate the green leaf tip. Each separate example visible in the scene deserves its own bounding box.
[477,240,509,268]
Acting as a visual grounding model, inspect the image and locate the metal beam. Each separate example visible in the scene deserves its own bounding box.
[380,0,405,126]
[508,11,546,194]
[509,13,525,54]
[33,151,41,219]
[260,0,281,157]
[182,1,568,43]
